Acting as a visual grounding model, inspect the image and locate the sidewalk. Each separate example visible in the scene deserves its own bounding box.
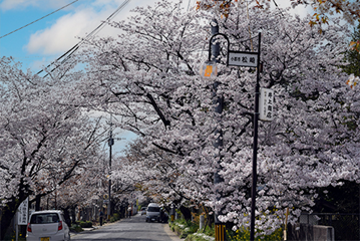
[163,223,183,241]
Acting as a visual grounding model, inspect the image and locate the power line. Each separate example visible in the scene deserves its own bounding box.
[37,0,131,76]
[0,0,81,40]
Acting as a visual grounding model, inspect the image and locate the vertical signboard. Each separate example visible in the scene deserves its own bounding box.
[259,88,274,121]
[17,198,28,225]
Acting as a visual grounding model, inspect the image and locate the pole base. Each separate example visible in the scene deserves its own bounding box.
[215,224,226,241]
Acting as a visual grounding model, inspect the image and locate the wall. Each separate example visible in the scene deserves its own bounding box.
[288,223,335,241]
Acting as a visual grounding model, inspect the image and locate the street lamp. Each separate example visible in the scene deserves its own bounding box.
[200,21,229,241]
[201,30,262,241]
[200,60,218,79]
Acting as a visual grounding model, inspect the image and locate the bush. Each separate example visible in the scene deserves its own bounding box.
[226,226,283,241]
[185,233,215,241]
[78,221,92,228]
[170,218,200,239]
[202,225,215,237]
[110,213,120,222]
[70,224,83,232]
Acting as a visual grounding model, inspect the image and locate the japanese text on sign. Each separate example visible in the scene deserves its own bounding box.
[259,88,274,121]
[228,52,258,67]
[17,198,28,225]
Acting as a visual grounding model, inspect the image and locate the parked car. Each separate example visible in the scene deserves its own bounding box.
[26,210,71,241]
[145,203,161,222]
[140,207,146,215]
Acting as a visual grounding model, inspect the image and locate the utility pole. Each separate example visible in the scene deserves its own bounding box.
[250,33,261,241]
[211,16,226,241]
[108,114,114,220]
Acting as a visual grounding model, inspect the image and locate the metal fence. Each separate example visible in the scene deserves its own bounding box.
[301,213,360,241]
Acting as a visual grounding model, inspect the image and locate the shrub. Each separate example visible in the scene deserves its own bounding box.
[110,213,120,222]
[70,224,83,232]
[78,221,92,228]
[185,232,215,241]
[226,226,283,241]
[170,218,201,239]
[202,224,215,237]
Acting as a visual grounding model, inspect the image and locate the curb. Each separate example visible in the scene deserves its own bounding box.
[163,223,184,241]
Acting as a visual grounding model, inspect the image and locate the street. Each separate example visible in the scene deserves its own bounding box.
[71,214,181,241]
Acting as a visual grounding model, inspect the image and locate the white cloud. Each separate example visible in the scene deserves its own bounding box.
[26,6,113,55]
[24,0,172,55]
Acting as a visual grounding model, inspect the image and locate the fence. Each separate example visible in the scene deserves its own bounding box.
[301,213,360,240]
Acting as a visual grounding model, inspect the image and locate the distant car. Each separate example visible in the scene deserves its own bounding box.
[140,207,146,215]
[146,203,161,222]
[26,210,71,241]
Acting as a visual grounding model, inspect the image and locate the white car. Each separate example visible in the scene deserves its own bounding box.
[26,210,71,241]
[145,203,161,222]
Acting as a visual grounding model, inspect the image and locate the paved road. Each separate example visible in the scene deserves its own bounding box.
[71,214,182,241]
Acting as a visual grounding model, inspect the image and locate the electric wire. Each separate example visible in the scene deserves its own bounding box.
[0,0,81,40]
[37,0,131,76]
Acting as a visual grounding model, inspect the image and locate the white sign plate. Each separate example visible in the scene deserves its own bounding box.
[259,88,274,121]
[228,52,258,67]
[17,198,28,225]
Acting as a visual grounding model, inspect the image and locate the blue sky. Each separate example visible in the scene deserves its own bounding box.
[0,0,171,71]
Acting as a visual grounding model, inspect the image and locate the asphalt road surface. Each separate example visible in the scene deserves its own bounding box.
[71,214,181,241]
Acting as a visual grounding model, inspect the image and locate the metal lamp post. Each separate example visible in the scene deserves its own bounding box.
[202,30,262,241]
[201,19,228,241]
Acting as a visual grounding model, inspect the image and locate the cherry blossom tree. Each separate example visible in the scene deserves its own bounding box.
[0,57,104,239]
[197,0,360,27]
[77,0,356,234]
[114,139,205,219]
[47,150,108,223]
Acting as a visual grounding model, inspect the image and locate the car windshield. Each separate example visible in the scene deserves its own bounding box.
[30,213,59,224]
[147,207,160,212]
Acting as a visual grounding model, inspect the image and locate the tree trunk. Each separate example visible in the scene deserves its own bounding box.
[179,205,192,221]
[201,205,213,232]
[35,195,41,211]
[62,208,71,226]
[0,206,15,241]
[70,206,76,224]
[0,198,22,240]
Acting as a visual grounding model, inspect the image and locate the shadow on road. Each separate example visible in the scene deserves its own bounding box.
[71,214,175,241]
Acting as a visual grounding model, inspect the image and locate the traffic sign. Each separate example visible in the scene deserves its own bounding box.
[228,51,258,67]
